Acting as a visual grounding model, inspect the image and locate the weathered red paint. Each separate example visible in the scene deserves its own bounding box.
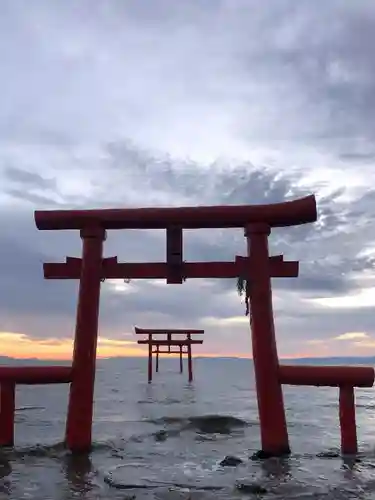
[0,383,15,446]
[187,334,193,383]
[339,386,357,455]
[34,195,317,230]
[65,227,106,453]
[0,366,72,447]
[43,256,299,280]
[245,224,290,456]
[152,349,186,354]
[0,366,73,384]
[279,365,374,454]
[30,193,373,456]
[166,226,183,284]
[137,339,203,346]
[135,327,204,335]
[148,334,153,383]
[279,365,374,387]
[179,346,183,373]
[136,328,203,382]
[155,345,160,373]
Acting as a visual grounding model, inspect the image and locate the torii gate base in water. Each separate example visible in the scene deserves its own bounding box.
[0,194,373,456]
[134,327,204,382]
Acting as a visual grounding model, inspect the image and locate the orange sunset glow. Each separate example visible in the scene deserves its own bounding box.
[0,331,250,360]
[0,331,372,360]
[0,332,144,360]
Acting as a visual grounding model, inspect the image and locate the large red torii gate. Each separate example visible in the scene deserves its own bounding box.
[0,195,372,456]
[32,195,316,455]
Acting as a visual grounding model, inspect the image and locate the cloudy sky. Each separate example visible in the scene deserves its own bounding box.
[0,0,375,359]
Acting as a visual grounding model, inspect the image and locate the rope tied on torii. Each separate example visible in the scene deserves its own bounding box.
[237,275,251,319]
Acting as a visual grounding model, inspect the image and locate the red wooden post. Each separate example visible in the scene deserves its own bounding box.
[179,345,183,373]
[148,334,153,383]
[187,334,193,382]
[0,383,15,446]
[65,227,106,453]
[166,226,183,284]
[156,345,159,373]
[167,333,171,353]
[339,385,357,455]
[245,224,290,457]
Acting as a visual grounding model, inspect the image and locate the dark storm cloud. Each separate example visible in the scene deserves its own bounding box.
[277,304,375,344]
[3,166,55,189]
[1,152,374,340]
[5,188,62,206]
[104,142,375,297]
[233,2,375,149]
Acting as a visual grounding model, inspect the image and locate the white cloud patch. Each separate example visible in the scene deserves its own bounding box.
[333,332,369,341]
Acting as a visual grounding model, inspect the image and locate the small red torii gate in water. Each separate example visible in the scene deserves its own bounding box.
[134,326,204,382]
[0,194,373,457]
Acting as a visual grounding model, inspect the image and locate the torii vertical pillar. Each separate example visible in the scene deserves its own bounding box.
[0,382,15,446]
[155,345,160,373]
[179,345,183,373]
[65,227,106,453]
[148,334,153,383]
[339,385,357,455]
[245,224,290,457]
[187,334,193,382]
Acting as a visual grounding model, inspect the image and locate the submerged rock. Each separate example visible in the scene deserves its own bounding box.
[219,455,243,467]
[154,430,168,442]
[104,464,160,490]
[188,415,248,434]
[250,448,291,461]
[316,451,340,459]
[236,481,267,495]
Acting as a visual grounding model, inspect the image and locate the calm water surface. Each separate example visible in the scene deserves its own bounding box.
[1,357,375,499]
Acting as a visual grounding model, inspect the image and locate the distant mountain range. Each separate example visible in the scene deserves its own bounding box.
[0,355,374,365]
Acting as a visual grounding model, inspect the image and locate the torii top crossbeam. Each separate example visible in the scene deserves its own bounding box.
[34,195,317,230]
[135,327,204,346]
[134,327,204,335]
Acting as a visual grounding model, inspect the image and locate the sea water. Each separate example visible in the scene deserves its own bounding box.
[1,357,375,499]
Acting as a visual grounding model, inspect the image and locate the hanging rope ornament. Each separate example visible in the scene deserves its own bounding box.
[236,275,251,318]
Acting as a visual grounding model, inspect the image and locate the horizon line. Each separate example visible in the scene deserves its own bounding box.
[1,354,375,361]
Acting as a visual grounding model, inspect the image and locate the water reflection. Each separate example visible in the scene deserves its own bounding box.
[341,456,361,472]
[62,453,95,497]
[0,452,12,479]
[0,452,12,496]
[259,456,292,482]
[142,380,196,406]
[9,360,375,499]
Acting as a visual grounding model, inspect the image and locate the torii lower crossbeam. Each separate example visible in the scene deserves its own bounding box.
[43,255,298,281]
